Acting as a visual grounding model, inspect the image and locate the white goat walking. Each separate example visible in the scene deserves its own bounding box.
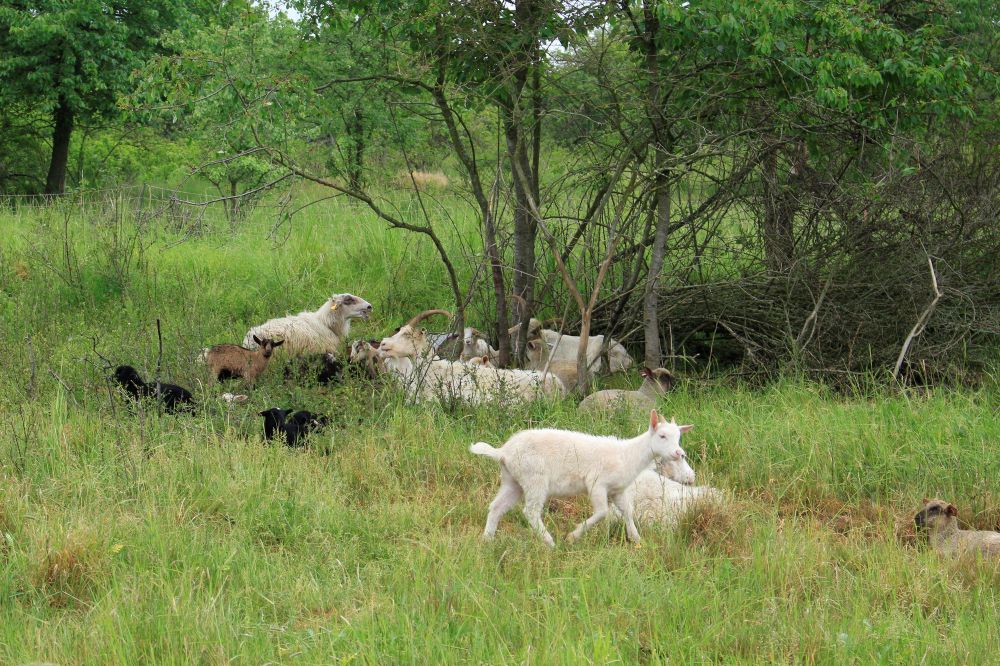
[470,410,692,546]
[243,293,372,356]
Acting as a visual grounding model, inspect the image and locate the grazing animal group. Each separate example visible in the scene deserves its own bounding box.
[108,293,370,447]
[104,293,995,556]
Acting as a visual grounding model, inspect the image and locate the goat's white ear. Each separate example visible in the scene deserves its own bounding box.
[649,409,659,430]
[679,424,694,434]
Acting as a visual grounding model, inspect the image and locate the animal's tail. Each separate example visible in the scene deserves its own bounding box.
[469,441,502,461]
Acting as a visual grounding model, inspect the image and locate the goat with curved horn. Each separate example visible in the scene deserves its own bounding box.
[405,309,453,327]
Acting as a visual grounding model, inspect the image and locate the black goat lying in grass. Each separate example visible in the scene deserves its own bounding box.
[282,353,344,386]
[113,365,195,413]
[259,407,330,447]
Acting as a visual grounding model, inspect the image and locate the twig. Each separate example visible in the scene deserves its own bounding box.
[48,369,79,407]
[26,335,37,399]
[893,257,943,382]
[155,318,164,402]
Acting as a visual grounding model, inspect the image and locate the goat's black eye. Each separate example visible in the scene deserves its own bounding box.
[928,506,941,514]
[343,296,355,304]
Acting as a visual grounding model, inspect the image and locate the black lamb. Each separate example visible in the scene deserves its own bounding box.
[112,365,195,413]
[259,407,329,447]
[283,352,344,386]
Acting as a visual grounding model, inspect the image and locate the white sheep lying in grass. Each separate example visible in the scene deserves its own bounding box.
[512,318,634,373]
[379,348,564,406]
[243,293,372,356]
[612,468,724,527]
[578,367,676,413]
[470,410,691,546]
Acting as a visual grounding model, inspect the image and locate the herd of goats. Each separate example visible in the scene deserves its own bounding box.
[105,293,1000,554]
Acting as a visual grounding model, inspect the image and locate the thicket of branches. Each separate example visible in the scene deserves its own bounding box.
[7,0,998,386]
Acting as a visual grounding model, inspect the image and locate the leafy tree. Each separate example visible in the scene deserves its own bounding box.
[0,0,207,194]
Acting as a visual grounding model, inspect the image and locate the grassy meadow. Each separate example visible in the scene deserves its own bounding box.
[1,191,999,664]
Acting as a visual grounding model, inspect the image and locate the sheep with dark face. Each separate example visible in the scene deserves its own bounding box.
[112,365,195,413]
[914,498,1000,558]
[204,336,283,386]
[243,293,373,357]
[578,368,676,413]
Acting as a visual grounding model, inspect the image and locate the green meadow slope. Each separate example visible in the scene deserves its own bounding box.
[1,197,998,664]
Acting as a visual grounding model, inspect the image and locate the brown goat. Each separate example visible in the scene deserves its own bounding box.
[205,336,283,385]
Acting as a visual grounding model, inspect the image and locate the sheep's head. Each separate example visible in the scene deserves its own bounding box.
[379,309,451,359]
[252,335,284,358]
[640,367,676,395]
[914,498,958,532]
[328,293,373,321]
[646,410,693,470]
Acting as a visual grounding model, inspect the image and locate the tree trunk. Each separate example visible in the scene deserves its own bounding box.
[506,113,537,365]
[641,0,670,370]
[644,155,670,369]
[44,96,74,195]
[762,137,795,271]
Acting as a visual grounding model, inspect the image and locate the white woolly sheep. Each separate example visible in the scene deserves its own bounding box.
[511,319,634,373]
[525,339,583,389]
[914,498,1000,558]
[243,293,372,356]
[380,348,564,406]
[611,469,725,528]
[470,410,692,546]
[578,367,676,413]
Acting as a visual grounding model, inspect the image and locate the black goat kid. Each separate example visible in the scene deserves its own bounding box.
[113,365,195,413]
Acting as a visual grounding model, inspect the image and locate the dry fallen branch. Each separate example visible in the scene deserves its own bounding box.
[893,257,943,382]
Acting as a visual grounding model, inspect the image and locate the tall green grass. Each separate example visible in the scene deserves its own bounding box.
[1,194,998,664]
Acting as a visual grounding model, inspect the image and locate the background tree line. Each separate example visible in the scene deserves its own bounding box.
[2,0,998,386]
